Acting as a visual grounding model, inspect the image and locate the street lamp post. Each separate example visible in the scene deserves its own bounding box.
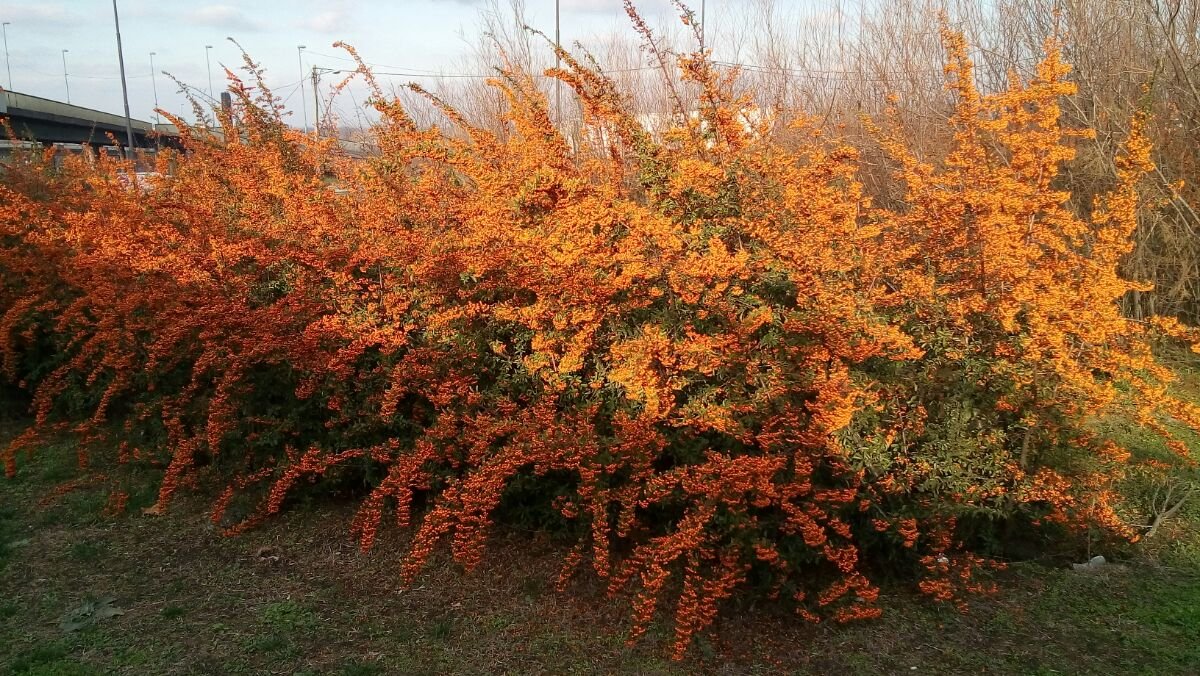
[297,44,308,132]
[205,44,213,97]
[112,0,136,151]
[2,22,11,91]
[554,0,560,128]
[61,49,70,103]
[150,52,160,123]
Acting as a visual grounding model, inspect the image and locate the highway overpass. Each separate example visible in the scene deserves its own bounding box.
[0,90,377,160]
[0,89,178,148]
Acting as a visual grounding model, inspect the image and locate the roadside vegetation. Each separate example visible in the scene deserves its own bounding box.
[2,1,1199,671]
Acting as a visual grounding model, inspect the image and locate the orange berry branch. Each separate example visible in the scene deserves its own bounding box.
[1,8,1195,659]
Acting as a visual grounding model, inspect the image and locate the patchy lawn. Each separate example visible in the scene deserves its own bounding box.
[1,421,1197,675]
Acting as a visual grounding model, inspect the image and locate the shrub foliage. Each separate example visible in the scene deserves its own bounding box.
[1,11,1197,658]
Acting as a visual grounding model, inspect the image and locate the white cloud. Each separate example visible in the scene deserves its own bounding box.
[296,9,352,34]
[561,0,679,16]
[188,5,264,32]
[3,3,85,26]
[563,0,625,10]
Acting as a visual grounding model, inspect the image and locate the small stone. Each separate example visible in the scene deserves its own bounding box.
[1071,554,1108,573]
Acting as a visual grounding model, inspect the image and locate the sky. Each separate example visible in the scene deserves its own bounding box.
[0,0,757,127]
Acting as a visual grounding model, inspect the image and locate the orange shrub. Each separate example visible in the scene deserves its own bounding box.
[1,12,1196,658]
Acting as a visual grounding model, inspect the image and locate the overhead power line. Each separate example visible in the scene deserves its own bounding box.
[298,49,1044,85]
[22,67,152,81]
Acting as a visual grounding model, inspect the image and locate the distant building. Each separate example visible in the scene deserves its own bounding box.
[576,105,776,151]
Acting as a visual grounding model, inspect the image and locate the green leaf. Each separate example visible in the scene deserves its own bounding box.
[60,596,125,632]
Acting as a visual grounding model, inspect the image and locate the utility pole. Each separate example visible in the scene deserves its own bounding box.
[61,49,70,103]
[112,0,136,151]
[700,0,706,51]
[554,0,561,128]
[297,45,308,132]
[205,44,213,97]
[2,22,11,91]
[150,52,160,123]
[311,65,320,137]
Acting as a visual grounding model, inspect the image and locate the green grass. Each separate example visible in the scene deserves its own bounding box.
[7,642,71,674]
[66,540,104,563]
[242,632,297,656]
[1091,353,1200,571]
[429,616,455,641]
[335,660,386,676]
[261,600,320,632]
